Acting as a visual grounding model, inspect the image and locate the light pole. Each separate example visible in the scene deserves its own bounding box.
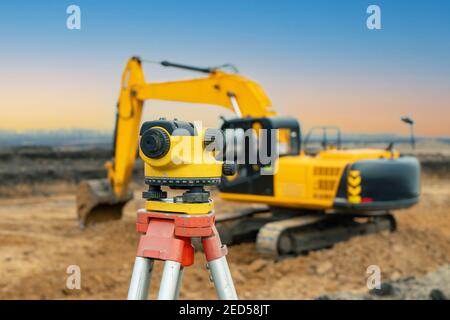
[401,116,415,150]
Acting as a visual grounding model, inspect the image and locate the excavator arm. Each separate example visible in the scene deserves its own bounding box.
[76,56,275,227]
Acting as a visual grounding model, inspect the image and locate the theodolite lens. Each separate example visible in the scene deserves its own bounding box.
[140,128,171,159]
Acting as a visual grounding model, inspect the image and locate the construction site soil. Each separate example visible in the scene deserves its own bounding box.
[0,142,449,299]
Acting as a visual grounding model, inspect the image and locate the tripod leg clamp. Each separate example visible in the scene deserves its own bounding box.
[135,210,227,267]
[202,224,228,262]
[136,218,195,267]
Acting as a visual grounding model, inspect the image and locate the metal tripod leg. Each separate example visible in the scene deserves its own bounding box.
[157,261,183,300]
[174,266,184,299]
[208,256,238,300]
[127,257,154,300]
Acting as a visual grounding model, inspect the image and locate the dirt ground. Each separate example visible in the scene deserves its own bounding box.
[0,172,448,300]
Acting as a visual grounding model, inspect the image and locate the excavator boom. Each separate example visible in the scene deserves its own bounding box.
[77,57,274,227]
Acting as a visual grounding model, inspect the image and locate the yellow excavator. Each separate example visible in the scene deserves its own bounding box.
[77,56,420,256]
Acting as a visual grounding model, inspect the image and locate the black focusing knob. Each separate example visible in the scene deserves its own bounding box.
[140,128,170,159]
[222,162,237,176]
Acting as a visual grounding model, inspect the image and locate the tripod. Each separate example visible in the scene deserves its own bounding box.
[127,209,238,300]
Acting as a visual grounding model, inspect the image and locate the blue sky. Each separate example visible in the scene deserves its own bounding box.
[0,0,449,135]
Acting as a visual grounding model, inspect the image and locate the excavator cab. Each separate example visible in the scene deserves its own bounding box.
[219,116,300,196]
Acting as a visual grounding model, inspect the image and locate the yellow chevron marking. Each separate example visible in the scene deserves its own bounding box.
[347,176,361,186]
[348,170,362,203]
[348,195,361,204]
[349,170,360,178]
[348,185,362,195]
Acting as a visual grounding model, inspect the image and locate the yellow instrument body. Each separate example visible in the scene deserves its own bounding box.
[139,127,222,180]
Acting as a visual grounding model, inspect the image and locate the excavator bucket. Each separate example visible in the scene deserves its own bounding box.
[76,179,133,229]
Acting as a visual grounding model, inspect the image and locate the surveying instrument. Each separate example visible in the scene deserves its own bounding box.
[127,119,238,300]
